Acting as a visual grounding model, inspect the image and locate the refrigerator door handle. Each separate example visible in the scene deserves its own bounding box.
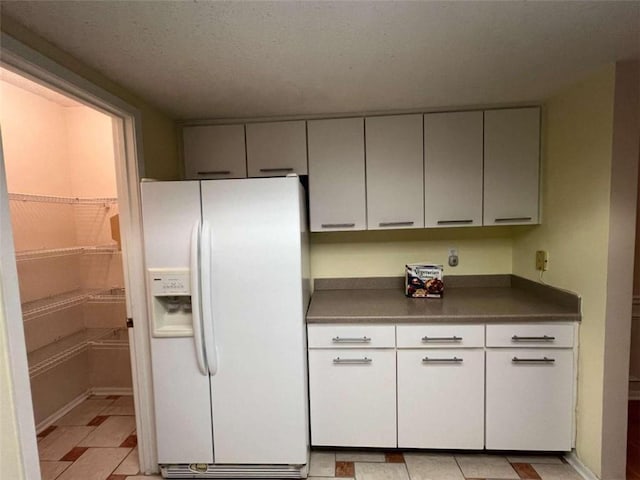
[200,220,219,376]
[190,219,208,375]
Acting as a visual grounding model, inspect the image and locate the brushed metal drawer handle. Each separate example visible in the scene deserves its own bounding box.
[494,217,532,222]
[437,220,473,225]
[512,335,556,342]
[197,170,231,175]
[379,221,414,227]
[332,336,371,343]
[333,357,372,364]
[259,167,294,173]
[422,356,463,363]
[422,336,462,342]
[512,356,555,363]
[321,223,356,229]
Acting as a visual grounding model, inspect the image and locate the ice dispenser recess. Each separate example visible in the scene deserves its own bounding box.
[149,268,193,337]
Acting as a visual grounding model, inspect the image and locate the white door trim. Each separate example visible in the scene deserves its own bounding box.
[0,33,157,475]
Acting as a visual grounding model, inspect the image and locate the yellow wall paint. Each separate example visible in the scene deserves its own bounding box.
[0,16,180,180]
[0,289,23,479]
[311,226,521,280]
[512,65,616,476]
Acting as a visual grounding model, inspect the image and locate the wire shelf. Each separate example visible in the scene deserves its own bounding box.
[15,244,120,261]
[9,192,117,205]
[21,288,124,320]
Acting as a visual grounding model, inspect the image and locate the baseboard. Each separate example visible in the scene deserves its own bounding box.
[36,390,91,433]
[564,451,598,480]
[90,387,133,396]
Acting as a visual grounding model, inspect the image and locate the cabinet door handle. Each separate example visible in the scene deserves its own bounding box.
[422,336,462,342]
[259,167,294,173]
[321,223,356,229]
[511,335,555,342]
[333,357,372,364]
[197,170,231,175]
[512,356,555,363]
[332,336,371,343]
[422,356,463,363]
[437,220,473,225]
[494,217,532,223]
[379,221,414,227]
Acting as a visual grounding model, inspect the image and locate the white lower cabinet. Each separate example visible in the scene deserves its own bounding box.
[308,348,396,448]
[397,349,484,449]
[485,348,574,451]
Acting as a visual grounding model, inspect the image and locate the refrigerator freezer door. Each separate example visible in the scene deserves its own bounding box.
[141,181,214,464]
[201,177,308,465]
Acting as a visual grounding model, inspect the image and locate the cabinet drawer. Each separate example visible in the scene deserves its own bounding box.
[486,323,574,348]
[309,349,396,447]
[307,324,395,348]
[397,324,484,348]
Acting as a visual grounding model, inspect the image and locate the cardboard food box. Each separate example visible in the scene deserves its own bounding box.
[405,264,444,298]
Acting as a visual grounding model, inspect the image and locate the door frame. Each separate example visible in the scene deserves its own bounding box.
[0,33,158,476]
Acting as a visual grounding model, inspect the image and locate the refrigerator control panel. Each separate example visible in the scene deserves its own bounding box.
[149,268,191,296]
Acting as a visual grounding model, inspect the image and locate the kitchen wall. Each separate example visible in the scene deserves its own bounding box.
[511,65,616,477]
[310,226,518,280]
[0,296,23,480]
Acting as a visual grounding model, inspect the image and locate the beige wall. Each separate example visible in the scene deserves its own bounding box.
[512,65,616,477]
[1,16,180,180]
[310,226,516,280]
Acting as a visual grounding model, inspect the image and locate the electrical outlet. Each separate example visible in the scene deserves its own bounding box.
[448,247,459,267]
[535,250,548,271]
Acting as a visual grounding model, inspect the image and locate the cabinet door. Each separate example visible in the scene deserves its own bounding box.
[486,349,573,451]
[397,349,484,449]
[308,118,366,232]
[365,115,423,230]
[246,121,307,177]
[424,111,483,228]
[484,107,540,225]
[183,125,246,180]
[308,349,396,447]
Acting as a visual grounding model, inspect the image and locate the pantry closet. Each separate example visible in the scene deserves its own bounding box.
[0,68,132,430]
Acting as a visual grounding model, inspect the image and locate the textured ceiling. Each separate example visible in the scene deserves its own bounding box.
[2,1,638,121]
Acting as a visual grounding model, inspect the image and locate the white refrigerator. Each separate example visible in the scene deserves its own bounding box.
[141,176,310,478]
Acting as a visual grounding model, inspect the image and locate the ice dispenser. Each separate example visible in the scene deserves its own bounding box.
[149,268,193,337]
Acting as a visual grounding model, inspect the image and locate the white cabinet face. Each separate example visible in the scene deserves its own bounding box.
[485,348,573,451]
[308,349,397,448]
[365,114,424,230]
[484,107,540,225]
[308,117,366,232]
[424,111,483,228]
[183,125,246,180]
[246,121,308,177]
[397,349,485,449]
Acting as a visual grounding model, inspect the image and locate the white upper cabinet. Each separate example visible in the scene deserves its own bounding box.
[183,124,247,180]
[307,118,366,232]
[246,121,308,177]
[424,111,483,228]
[365,114,424,230]
[483,107,540,225]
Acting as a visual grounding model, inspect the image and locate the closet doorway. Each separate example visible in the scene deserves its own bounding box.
[0,46,154,479]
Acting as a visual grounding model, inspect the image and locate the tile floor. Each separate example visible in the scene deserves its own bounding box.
[36,395,161,480]
[42,396,583,480]
[309,450,582,480]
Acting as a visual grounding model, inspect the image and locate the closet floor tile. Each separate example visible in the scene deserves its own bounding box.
[39,461,72,480]
[55,399,115,426]
[404,453,465,480]
[78,416,136,448]
[454,455,519,479]
[113,447,139,475]
[38,426,95,461]
[354,462,410,480]
[56,448,130,480]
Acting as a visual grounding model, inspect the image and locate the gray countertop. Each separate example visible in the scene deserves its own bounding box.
[306,275,581,324]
